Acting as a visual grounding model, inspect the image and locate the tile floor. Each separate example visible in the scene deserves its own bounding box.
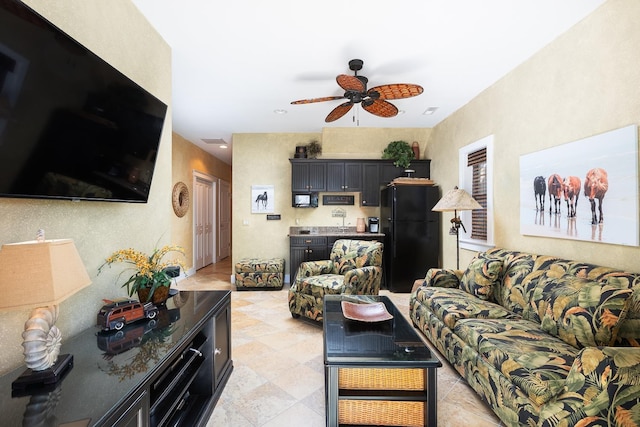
[176,259,503,427]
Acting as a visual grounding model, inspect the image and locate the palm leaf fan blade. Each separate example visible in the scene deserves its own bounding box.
[291,96,344,105]
[369,83,423,100]
[362,99,398,118]
[336,74,365,92]
[325,102,353,122]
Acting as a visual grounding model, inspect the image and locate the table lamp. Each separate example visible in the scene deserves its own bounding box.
[0,236,91,391]
[432,186,483,269]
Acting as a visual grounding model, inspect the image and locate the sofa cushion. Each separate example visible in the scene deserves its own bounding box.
[459,254,503,301]
[534,273,633,348]
[415,287,520,329]
[454,318,578,406]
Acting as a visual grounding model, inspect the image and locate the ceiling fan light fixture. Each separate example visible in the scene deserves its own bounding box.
[293,59,424,122]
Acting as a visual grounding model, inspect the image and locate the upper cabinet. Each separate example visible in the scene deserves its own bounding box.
[326,162,362,192]
[291,160,326,192]
[361,163,380,206]
[290,159,431,206]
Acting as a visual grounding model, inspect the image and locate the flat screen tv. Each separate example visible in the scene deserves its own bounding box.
[0,0,167,203]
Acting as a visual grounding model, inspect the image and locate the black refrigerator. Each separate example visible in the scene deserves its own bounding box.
[380,185,441,292]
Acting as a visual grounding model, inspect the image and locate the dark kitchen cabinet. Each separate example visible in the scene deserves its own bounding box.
[289,159,431,207]
[291,160,326,192]
[289,236,328,282]
[326,162,362,192]
[361,163,380,206]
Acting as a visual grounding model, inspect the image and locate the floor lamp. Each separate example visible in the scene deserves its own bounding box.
[432,187,482,269]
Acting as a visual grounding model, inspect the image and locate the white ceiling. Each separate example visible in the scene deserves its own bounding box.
[131,0,605,165]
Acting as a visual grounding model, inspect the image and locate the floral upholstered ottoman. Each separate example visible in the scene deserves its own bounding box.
[235,258,285,290]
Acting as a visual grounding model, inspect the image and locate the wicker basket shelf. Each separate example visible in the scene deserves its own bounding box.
[338,399,425,427]
[338,367,425,391]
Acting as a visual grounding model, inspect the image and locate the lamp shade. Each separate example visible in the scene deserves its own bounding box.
[432,187,482,212]
[0,239,91,310]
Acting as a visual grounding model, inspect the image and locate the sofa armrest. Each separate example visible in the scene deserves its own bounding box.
[422,268,464,288]
[539,346,640,426]
[343,266,383,295]
[294,260,333,284]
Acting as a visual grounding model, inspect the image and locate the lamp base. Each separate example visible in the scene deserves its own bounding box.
[11,353,73,393]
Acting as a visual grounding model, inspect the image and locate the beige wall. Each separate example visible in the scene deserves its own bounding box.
[172,132,232,269]
[427,0,640,271]
[231,128,431,276]
[0,1,171,375]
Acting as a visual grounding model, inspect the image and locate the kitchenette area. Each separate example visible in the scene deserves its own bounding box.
[286,158,441,292]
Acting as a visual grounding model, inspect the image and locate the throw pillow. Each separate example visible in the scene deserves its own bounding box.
[538,274,633,348]
[459,254,503,301]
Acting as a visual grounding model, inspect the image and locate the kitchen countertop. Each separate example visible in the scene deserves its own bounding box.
[289,226,384,238]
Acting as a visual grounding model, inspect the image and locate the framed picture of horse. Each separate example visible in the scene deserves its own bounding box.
[251,184,275,214]
[519,125,638,247]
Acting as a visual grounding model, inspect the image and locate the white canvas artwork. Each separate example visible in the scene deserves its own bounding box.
[519,125,639,246]
[251,185,274,213]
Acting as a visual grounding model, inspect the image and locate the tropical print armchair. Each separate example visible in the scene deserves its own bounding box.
[288,239,383,322]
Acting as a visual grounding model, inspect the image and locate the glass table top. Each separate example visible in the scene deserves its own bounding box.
[323,295,441,367]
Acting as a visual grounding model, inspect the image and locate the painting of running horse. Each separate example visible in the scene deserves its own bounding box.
[519,125,638,246]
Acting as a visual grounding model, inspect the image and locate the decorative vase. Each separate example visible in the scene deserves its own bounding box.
[137,285,170,305]
[356,218,366,233]
[412,141,420,160]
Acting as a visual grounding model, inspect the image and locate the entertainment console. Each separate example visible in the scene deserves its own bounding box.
[0,290,232,427]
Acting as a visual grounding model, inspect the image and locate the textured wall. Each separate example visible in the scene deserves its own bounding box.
[231,128,431,276]
[0,0,171,375]
[171,132,232,270]
[427,0,640,271]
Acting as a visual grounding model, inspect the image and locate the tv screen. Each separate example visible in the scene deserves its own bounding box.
[0,0,167,203]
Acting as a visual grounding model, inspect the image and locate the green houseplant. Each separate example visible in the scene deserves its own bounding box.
[100,245,186,304]
[382,140,415,169]
[306,140,322,159]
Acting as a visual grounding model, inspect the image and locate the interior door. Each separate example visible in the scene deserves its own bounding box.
[194,176,215,270]
[218,179,231,260]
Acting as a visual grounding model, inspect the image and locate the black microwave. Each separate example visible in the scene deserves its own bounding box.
[292,192,318,208]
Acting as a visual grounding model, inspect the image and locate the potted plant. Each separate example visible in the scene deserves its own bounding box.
[382,140,415,170]
[99,245,186,304]
[306,140,322,159]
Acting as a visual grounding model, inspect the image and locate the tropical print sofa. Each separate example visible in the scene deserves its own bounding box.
[288,239,383,322]
[410,248,640,427]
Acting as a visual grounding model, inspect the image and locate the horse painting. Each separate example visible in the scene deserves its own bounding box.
[584,168,608,224]
[547,174,563,215]
[255,191,268,210]
[533,176,546,211]
[563,176,581,218]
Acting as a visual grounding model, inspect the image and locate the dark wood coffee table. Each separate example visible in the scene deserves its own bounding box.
[323,295,442,427]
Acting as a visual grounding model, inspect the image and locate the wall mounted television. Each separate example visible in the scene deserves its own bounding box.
[0,0,167,203]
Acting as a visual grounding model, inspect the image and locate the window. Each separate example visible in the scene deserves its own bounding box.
[459,135,494,251]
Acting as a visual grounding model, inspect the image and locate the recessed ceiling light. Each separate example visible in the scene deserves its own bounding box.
[423,107,438,115]
[218,145,228,149]
[397,110,406,115]
[274,109,287,115]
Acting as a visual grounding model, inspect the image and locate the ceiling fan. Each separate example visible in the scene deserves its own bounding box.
[291,59,424,123]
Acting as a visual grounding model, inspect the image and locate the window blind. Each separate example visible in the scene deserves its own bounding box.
[468,148,487,241]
